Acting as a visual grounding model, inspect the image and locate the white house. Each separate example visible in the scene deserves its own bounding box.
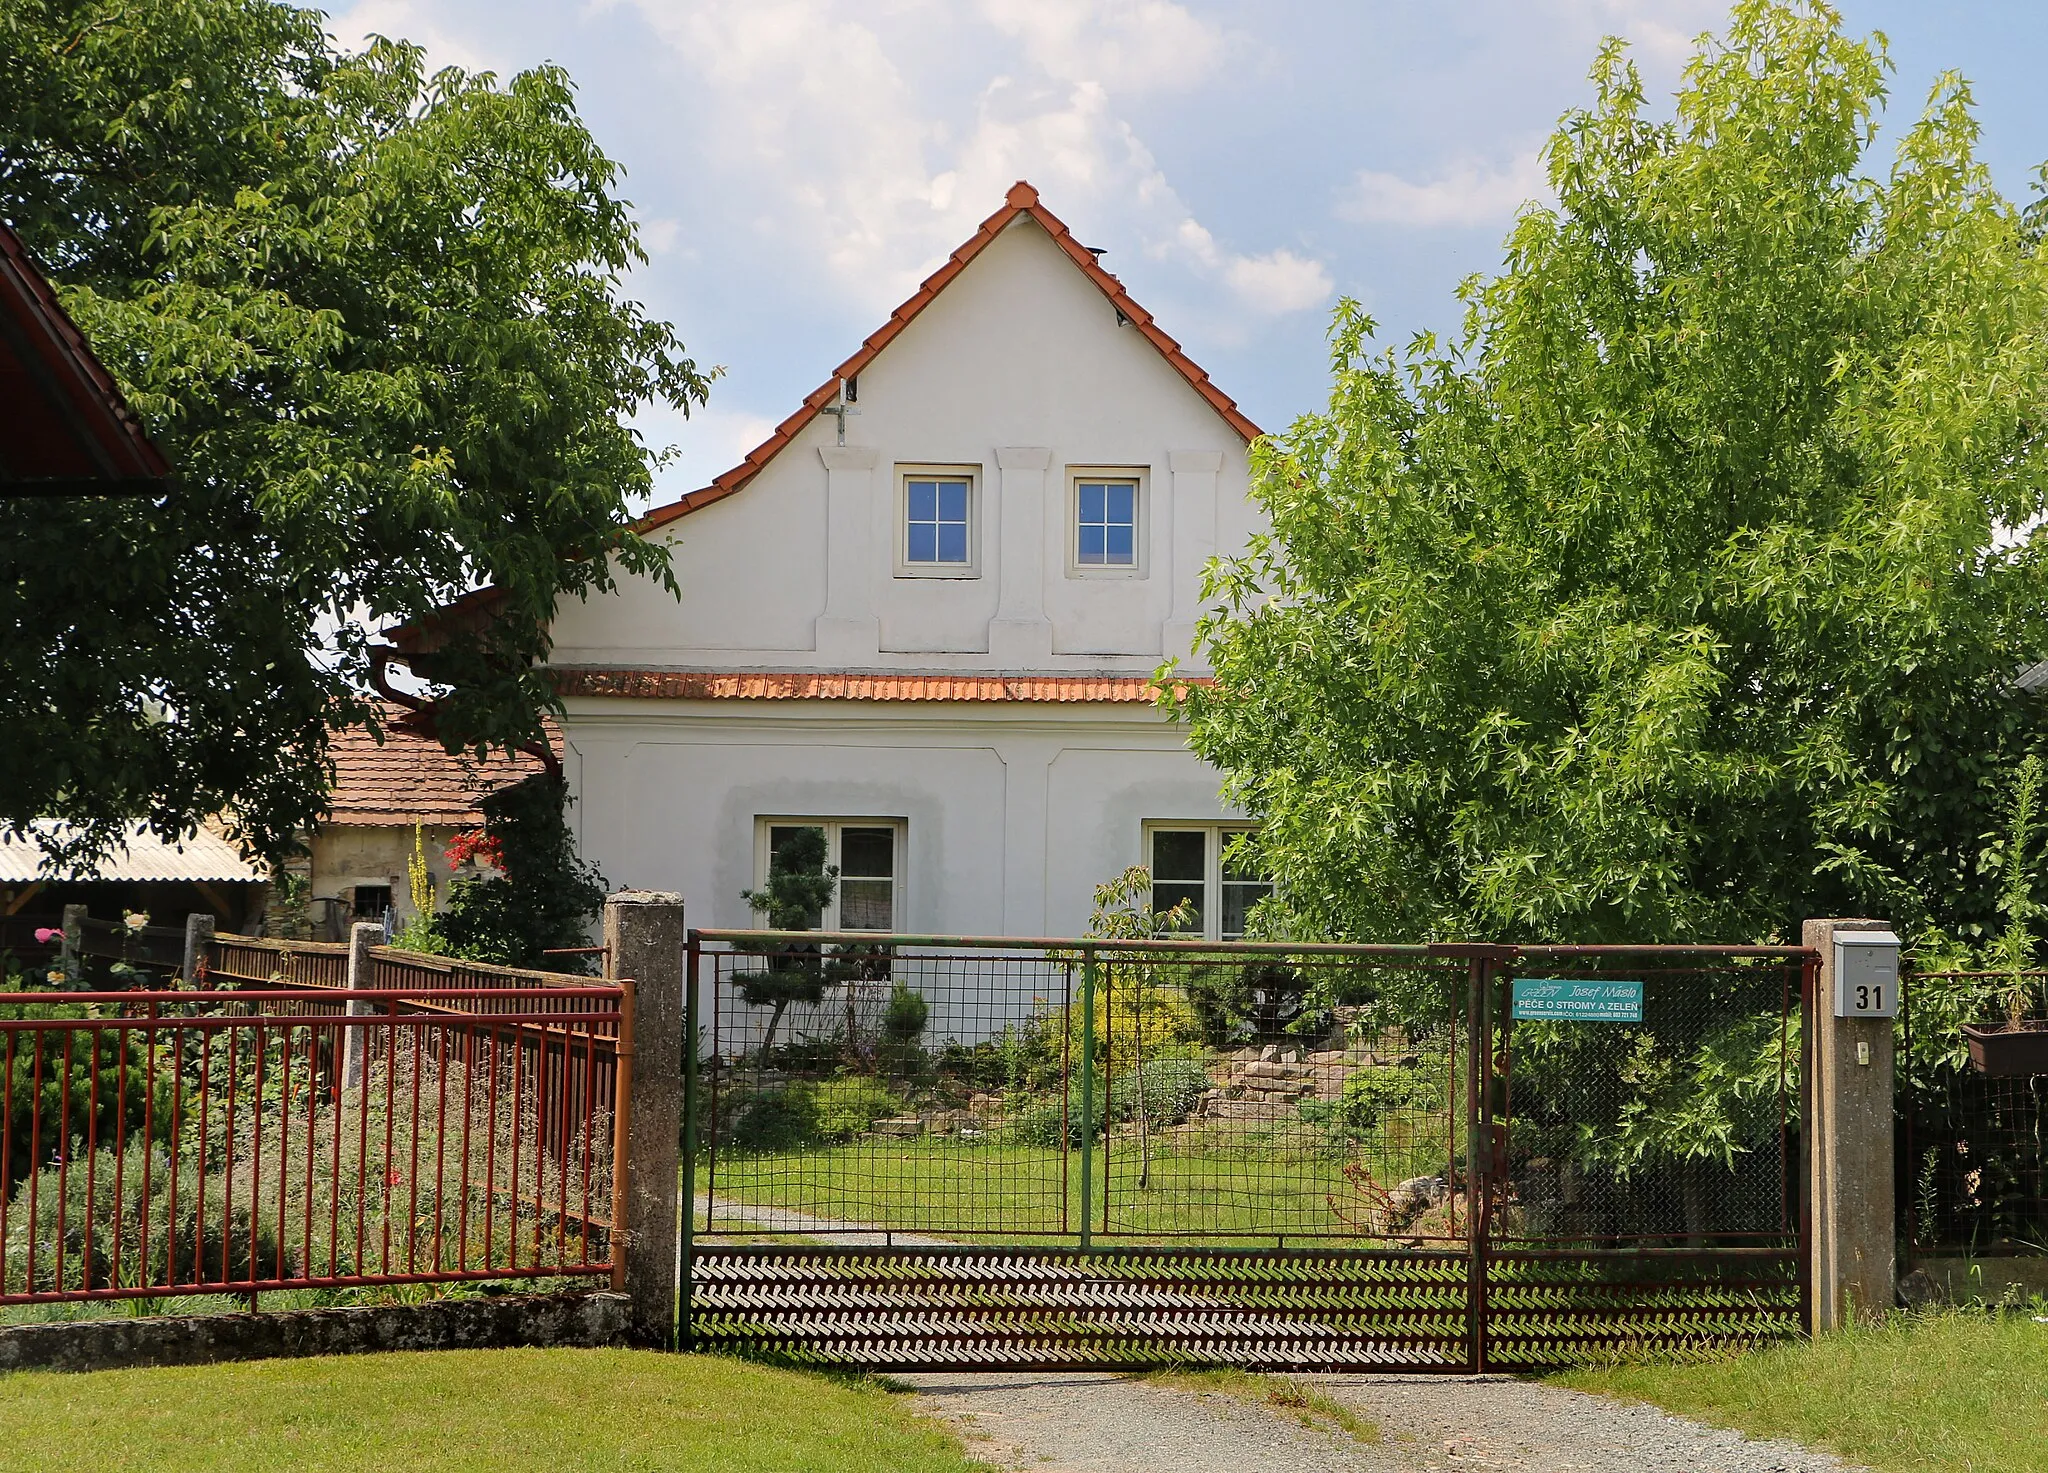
[402,182,1272,942]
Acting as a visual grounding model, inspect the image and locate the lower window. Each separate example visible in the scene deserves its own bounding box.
[755,819,902,932]
[1145,824,1271,940]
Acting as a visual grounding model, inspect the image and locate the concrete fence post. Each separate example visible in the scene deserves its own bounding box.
[60,903,86,982]
[604,891,685,1348]
[342,921,381,1089]
[1803,917,1899,1331]
[181,912,216,986]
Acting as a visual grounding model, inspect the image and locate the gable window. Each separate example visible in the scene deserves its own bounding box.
[755,819,903,932]
[1144,824,1271,940]
[898,469,977,575]
[1069,470,1146,576]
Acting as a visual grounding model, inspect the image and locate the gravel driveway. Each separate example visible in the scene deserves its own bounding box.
[904,1370,1869,1473]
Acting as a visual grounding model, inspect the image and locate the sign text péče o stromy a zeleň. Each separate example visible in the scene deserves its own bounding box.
[1509,978,1644,1023]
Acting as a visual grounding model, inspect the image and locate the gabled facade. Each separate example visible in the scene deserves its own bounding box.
[523,183,1270,938]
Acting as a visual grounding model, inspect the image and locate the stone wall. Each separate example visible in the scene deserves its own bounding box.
[0,1291,628,1375]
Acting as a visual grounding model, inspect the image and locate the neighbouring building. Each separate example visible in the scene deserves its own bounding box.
[389,183,1272,942]
[283,707,544,940]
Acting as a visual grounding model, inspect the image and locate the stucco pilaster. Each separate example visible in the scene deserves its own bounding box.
[1164,449,1222,669]
[989,446,1053,665]
[815,444,881,661]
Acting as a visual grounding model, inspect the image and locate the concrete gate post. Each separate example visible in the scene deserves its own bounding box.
[342,921,381,1089]
[1802,917,1899,1330]
[604,891,685,1348]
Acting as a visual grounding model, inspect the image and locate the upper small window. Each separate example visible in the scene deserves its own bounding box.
[904,475,972,568]
[1078,480,1137,565]
[1070,472,1145,576]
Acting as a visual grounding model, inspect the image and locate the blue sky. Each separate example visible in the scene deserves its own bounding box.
[324,1,2048,511]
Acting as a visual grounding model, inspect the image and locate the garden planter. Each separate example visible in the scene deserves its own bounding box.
[1961,1021,2048,1076]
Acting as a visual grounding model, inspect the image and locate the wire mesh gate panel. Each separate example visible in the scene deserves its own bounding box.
[683,932,1809,1371]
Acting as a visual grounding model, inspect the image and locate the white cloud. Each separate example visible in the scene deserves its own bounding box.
[1337,149,1551,230]
[634,403,780,510]
[1224,251,1335,316]
[614,0,1326,323]
[638,218,681,255]
[324,0,504,74]
[977,0,1227,94]
[1565,0,1723,70]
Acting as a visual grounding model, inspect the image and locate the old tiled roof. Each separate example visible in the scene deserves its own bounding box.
[325,707,549,827]
[551,669,1201,704]
[639,180,1261,532]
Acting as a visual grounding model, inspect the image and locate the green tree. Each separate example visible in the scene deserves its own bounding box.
[437,774,606,970]
[1,0,710,868]
[733,827,839,1056]
[1181,0,2048,953]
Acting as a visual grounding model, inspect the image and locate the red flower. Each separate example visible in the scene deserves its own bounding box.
[444,828,505,870]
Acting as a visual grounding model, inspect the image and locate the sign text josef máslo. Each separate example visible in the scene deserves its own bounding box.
[1510,978,1644,1023]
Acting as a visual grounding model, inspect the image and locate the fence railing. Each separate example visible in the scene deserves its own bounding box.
[0,983,628,1308]
[1902,968,2048,1260]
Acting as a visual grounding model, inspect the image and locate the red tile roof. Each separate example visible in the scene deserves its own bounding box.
[551,669,1201,704]
[0,221,171,491]
[387,181,1259,658]
[638,180,1261,532]
[325,706,550,827]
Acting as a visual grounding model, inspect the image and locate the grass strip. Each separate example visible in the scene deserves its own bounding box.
[1555,1308,2048,1473]
[0,1347,980,1473]
[1135,1368,1379,1443]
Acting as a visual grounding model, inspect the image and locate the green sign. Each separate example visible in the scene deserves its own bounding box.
[1511,978,1644,1023]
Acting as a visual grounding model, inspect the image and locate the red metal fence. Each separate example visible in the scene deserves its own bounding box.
[0,982,629,1308]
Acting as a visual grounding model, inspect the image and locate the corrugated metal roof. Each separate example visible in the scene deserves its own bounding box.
[0,821,265,883]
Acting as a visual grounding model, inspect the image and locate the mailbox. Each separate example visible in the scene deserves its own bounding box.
[1833,929,1900,1018]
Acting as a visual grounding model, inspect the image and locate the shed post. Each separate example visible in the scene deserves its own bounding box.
[181,912,216,986]
[342,921,381,1089]
[604,891,685,1347]
[1803,917,1899,1330]
[60,902,86,983]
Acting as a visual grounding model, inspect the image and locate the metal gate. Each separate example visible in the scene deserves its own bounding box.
[681,932,1810,1371]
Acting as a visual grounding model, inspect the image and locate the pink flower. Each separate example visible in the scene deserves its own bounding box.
[33,928,60,945]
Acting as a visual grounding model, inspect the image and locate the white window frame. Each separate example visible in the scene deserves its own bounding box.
[894,465,981,578]
[752,818,906,932]
[1067,467,1148,578]
[1142,822,1269,941]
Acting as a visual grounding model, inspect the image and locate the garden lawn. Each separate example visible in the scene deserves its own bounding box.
[703,1139,1430,1240]
[1557,1310,2048,1473]
[0,1347,980,1473]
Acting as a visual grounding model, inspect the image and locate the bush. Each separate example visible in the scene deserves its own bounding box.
[1006,1083,1104,1149]
[812,1075,901,1142]
[1333,1063,1443,1136]
[1185,962,1322,1045]
[1110,1056,1210,1127]
[722,1086,819,1153]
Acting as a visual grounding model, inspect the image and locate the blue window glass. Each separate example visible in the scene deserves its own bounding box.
[905,477,971,565]
[1076,479,1138,566]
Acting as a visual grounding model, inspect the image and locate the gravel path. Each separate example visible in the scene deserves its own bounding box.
[904,1371,1870,1473]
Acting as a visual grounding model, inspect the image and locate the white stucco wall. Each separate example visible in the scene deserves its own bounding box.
[561,701,1238,937]
[548,214,1260,674]
[545,208,1267,945]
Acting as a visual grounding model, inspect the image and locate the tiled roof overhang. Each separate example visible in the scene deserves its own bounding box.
[0,222,171,494]
[636,180,1262,533]
[551,669,1202,704]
